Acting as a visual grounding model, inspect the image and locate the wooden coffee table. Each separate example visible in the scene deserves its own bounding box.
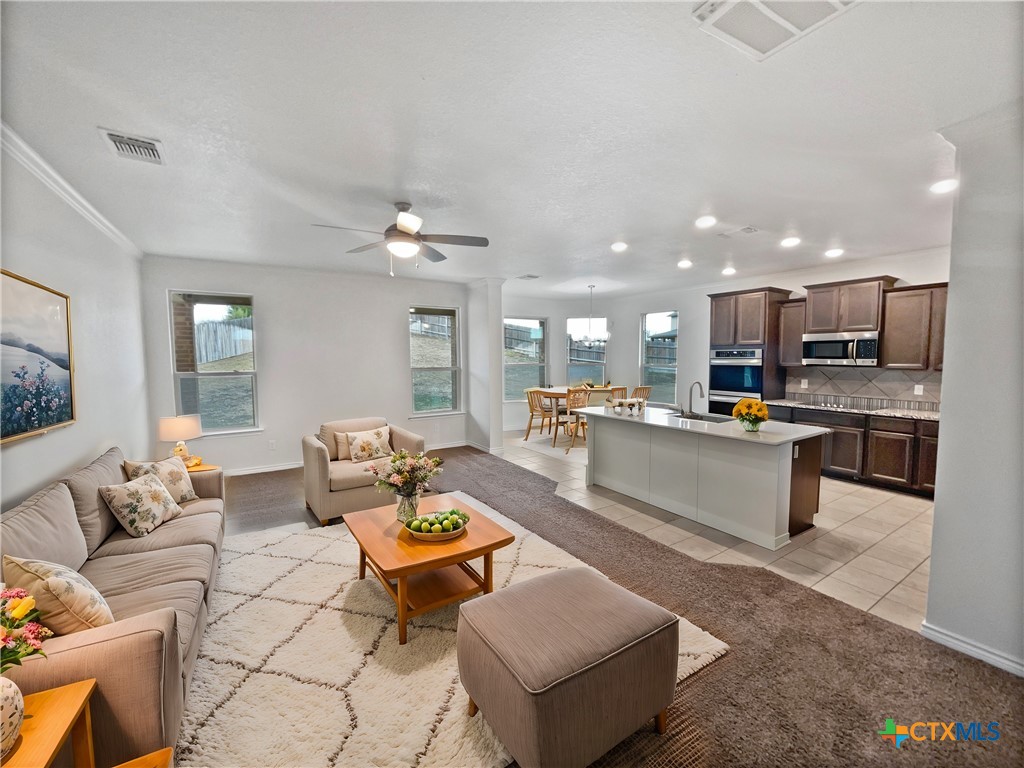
[344,494,515,644]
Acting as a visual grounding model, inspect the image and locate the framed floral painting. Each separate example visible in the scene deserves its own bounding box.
[1,270,75,443]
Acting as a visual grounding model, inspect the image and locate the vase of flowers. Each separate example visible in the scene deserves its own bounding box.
[365,450,445,523]
[732,397,769,432]
[1,588,53,757]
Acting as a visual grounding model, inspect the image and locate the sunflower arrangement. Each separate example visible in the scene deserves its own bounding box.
[732,398,769,432]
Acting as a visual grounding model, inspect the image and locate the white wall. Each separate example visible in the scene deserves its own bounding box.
[502,248,950,430]
[140,256,470,472]
[1,139,149,508]
[924,103,1023,675]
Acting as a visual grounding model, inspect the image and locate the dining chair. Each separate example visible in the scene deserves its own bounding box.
[524,388,556,440]
[631,386,652,401]
[553,387,590,450]
[610,386,627,400]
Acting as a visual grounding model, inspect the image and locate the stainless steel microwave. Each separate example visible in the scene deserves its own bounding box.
[802,331,879,366]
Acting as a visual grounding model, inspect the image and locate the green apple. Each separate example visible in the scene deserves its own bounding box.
[431,524,443,534]
[410,520,422,532]
[442,519,453,532]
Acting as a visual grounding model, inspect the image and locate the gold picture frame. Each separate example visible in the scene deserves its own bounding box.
[1,269,76,444]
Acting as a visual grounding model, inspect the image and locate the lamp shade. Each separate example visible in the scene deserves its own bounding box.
[158,414,203,442]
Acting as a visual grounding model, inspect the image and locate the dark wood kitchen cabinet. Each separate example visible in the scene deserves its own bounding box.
[915,420,939,492]
[708,288,791,347]
[804,276,898,333]
[881,283,948,370]
[779,300,806,366]
[865,430,915,486]
[793,409,866,477]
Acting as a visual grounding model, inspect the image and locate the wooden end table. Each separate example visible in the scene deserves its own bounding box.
[114,746,173,768]
[344,494,515,644]
[4,678,97,768]
[186,464,221,473]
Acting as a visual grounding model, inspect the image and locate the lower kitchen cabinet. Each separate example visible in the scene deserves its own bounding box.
[825,426,865,477]
[917,436,938,491]
[865,430,915,486]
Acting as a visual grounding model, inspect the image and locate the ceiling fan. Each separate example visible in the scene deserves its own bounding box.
[313,202,489,275]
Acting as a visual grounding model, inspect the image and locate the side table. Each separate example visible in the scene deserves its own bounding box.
[114,746,174,768]
[186,464,221,473]
[4,678,96,768]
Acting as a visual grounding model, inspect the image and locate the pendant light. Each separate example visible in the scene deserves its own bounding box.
[583,285,596,348]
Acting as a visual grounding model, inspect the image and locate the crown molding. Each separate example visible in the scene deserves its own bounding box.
[1,122,141,257]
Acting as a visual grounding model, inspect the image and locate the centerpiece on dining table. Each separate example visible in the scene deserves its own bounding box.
[365,449,444,522]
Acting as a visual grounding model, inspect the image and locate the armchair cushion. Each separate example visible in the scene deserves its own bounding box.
[343,426,392,463]
[318,417,388,461]
[329,456,393,492]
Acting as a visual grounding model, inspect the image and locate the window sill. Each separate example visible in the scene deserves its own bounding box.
[408,411,467,420]
[195,427,264,439]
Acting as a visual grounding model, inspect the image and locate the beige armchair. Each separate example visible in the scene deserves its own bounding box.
[302,417,425,525]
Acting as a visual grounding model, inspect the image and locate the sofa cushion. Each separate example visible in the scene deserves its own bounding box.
[99,475,183,538]
[344,427,392,463]
[0,483,88,574]
[89,512,223,559]
[319,417,388,461]
[2,554,115,636]
[64,447,128,555]
[80,544,217,597]
[124,456,198,505]
[329,456,394,492]
[178,496,224,518]
[105,580,205,661]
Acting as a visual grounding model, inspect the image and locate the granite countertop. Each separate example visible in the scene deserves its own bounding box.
[764,399,940,422]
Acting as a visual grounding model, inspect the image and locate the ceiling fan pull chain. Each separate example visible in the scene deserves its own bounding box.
[389,251,395,277]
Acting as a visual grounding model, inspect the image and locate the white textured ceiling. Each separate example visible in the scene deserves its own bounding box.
[1,2,1021,297]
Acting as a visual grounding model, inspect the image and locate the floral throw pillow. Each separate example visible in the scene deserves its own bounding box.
[99,474,183,538]
[2,555,115,636]
[343,427,392,463]
[123,456,198,504]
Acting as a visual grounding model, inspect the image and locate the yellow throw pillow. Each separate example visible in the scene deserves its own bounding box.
[99,474,183,537]
[123,456,198,504]
[2,555,114,636]
[344,427,392,463]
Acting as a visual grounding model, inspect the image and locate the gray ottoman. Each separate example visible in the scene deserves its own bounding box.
[457,567,679,768]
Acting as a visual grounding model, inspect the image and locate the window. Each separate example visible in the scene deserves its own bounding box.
[170,292,257,432]
[503,318,546,400]
[641,311,678,404]
[409,306,459,413]
[566,317,608,386]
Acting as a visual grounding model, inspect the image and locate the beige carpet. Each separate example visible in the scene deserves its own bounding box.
[176,491,727,768]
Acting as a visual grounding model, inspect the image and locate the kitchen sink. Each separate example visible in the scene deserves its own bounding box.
[667,412,734,424]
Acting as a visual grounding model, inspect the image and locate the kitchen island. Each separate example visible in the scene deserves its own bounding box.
[579,406,830,550]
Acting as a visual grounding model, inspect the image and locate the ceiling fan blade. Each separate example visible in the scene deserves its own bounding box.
[420,234,489,247]
[346,241,386,254]
[396,212,423,235]
[420,244,447,263]
[312,223,385,236]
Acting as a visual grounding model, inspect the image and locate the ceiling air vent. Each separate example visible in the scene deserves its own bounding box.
[98,128,164,164]
[692,1,860,62]
[516,274,541,280]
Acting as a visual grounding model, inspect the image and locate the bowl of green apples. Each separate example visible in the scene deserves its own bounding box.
[406,509,470,541]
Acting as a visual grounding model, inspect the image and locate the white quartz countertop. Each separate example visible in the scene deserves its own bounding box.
[578,407,831,446]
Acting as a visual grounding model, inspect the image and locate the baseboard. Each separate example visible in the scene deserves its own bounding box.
[920,620,1024,676]
[465,441,495,454]
[427,440,470,450]
[224,461,302,477]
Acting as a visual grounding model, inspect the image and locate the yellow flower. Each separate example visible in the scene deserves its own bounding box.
[9,596,35,620]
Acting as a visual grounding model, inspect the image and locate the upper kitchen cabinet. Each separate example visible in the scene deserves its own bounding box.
[708,288,791,347]
[779,300,806,367]
[804,276,898,333]
[881,283,948,370]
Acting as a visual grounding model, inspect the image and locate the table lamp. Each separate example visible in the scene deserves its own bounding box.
[158,414,203,460]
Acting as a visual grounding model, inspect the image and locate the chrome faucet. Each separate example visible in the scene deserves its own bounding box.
[684,381,705,419]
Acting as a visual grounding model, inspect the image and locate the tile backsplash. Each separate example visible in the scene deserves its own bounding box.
[785,367,941,413]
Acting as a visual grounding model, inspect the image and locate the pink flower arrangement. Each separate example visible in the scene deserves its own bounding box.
[1,587,53,672]
[365,449,444,497]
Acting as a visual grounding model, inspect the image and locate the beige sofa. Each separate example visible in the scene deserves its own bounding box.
[0,447,224,768]
[302,416,424,525]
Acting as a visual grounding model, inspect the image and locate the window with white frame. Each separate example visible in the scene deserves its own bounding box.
[409,306,459,413]
[566,317,608,386]
[503,318,547,400]
[170,292,257,432]
[641,310,678,404]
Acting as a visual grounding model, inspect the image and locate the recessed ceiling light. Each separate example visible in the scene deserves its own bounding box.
[610,241,628,253]
[677,259,693,269]
[780,236,801,248]
[695,215,717,229]
[929,178,959,194]
[722,266,736,276]
[825,248,844,258]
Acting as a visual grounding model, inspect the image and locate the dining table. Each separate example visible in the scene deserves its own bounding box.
[537,386,620,449]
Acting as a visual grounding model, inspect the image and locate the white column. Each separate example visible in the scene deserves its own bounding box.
[466,277,505,452]
[923,101,1023,675]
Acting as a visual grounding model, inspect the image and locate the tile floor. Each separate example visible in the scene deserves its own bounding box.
[496,431,933,633]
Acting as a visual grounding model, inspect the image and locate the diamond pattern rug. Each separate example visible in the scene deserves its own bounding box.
[175,491,728,768]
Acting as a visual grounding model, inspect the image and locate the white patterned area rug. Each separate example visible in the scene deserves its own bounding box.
[176,491,728,768]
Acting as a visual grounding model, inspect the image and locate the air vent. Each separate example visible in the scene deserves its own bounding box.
[693,1,860,61]
[98,128,164,164]
[516,274,541,280]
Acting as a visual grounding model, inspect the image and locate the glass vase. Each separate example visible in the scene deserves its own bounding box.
[395,493,420,523]
[741,420,762,432]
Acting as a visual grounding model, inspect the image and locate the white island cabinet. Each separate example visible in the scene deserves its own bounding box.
[580,407,831,550]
